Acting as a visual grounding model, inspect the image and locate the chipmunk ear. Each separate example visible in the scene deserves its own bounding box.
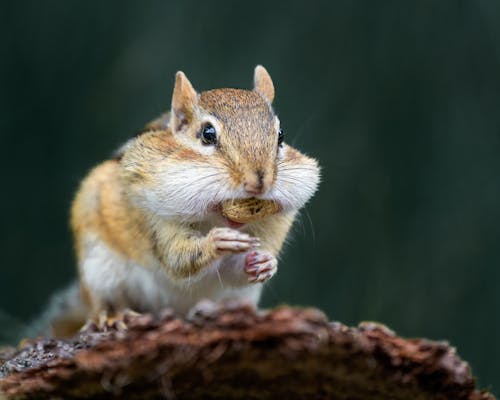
[171,71,198,131]
[253,65,274,103]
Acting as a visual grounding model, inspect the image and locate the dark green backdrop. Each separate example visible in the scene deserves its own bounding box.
[1,0,499,394]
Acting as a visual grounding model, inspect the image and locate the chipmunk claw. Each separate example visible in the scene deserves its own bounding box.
[209,227,260,254]
[82,309,141,333]
[245,250,277,283]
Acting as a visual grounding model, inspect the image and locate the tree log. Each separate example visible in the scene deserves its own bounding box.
[0,301,495,399]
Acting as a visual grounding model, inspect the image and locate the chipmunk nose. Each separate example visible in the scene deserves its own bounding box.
[244,170,265,196]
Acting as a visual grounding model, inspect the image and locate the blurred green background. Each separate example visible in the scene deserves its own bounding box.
[1,0,499,394]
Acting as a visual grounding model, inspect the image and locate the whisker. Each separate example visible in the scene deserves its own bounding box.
[272,185,302,208]
[277,166,318,172]
[215,265,224,289]
[304,207,316,246]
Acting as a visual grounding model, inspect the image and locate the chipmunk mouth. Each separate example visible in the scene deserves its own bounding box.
[224,217,246,229]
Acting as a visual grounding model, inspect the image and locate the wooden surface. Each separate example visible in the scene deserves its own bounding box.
[0,301,495,399]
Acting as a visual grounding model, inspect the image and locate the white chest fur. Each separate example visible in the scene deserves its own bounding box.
[81,235,262,315]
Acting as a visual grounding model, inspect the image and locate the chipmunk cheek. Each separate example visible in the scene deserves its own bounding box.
[229,170,244,189]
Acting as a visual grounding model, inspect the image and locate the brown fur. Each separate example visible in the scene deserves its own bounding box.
[199,88,278,191]
[72,160,153,266]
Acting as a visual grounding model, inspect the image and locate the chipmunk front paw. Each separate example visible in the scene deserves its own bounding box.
[244,250,277,283]
[208,227,260,255]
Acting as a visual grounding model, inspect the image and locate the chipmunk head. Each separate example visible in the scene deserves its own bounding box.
[170,66,279,196]
[122,66,319,222]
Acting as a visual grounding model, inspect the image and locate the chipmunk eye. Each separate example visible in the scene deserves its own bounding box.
[201,124,217,145]
[278,128,284,147]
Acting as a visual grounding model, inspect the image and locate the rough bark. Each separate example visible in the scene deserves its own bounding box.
[0,301,495,400]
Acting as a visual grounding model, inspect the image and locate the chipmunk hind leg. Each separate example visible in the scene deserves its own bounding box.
[78,237,167,331]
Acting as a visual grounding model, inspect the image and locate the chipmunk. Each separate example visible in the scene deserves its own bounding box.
[51,66,320,336]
